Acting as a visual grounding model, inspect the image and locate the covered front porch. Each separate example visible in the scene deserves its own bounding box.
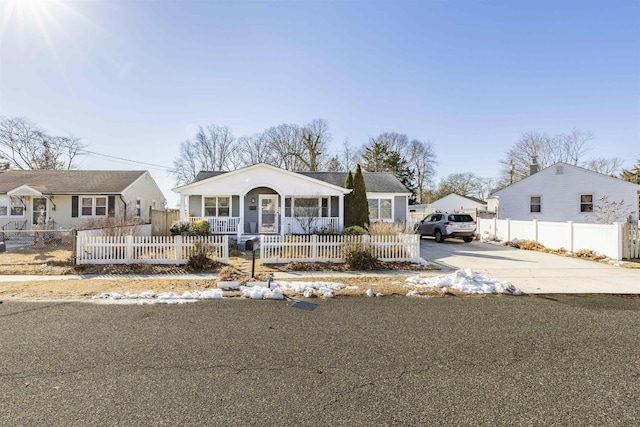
[175,163,351,240]
[183,188,344,238]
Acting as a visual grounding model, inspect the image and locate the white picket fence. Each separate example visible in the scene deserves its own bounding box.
[76,235,229,265]
[477,218,637,261]
[260,234,421,264]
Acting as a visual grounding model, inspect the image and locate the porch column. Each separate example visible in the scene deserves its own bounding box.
[279,193,285,236]
[338,194,344,232]
[180,194,187,220]
[238,193,245,240]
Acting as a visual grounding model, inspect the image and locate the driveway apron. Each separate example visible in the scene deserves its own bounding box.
[420,238,640,294]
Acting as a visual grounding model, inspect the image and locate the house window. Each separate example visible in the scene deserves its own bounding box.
[203,197,230,217]
[81,196,108,217]
[580,194,593,213]
[294,198,319,217]
[0,196,25,217]
[530,196,541,213]
[368,198,393,221]
[136,198,142,217]
[288,197,329,217]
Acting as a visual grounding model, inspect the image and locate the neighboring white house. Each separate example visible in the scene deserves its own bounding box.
[430,194,487,212]
[0,170,166,230]
[489,162,640,222]
[172,163,411,238]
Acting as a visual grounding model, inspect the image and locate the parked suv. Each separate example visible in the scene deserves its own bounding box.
[414,212,476,243]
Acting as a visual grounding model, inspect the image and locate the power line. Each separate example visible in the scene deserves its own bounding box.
[78,149,172,171]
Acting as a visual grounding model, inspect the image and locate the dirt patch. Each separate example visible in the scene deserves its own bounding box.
[0,248,441,300]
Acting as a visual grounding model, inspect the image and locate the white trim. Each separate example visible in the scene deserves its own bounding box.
[7,185,42,197]
[258,194,279,234]
[202,195,232,218]
[79,195,109,218]
[173,163,351,194]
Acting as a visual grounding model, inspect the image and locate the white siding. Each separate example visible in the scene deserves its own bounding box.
[431,194,486,211]
[493,164,640,223]
[122,172,167,222]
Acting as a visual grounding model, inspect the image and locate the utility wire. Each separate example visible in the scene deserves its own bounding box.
[78,149,172,171]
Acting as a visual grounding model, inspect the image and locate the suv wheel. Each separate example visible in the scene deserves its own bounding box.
[462,237,473,243]
[434,229,444,243]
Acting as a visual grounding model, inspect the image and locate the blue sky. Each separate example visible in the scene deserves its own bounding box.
[1,0,638,207]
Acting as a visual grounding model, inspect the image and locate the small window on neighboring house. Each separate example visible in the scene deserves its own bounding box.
[80,196,107,217]
[580,194,593,213]
[152,200,157,209]
[136,198,142,217]
[530,196,541,213]
[95,197,107,216]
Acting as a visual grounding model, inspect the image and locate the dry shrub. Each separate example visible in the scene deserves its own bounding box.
[573,249,607,261]
[81,217,145,237]
[218,265,238,280]
[367,221,406,236]
[512,239,547,251]
[343,244,380,270]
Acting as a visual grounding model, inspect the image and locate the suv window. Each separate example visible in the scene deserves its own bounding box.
[448,214,474,222]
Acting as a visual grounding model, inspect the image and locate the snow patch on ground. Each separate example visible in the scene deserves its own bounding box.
[92,289,223,304]
[406,268,523,295]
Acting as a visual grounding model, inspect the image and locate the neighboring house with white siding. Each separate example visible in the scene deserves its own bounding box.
[489,162,640,222]
[0,170,166,230]
[173,163,410,238]
[430,193,487,212]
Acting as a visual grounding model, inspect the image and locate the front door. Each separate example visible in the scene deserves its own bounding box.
[259,195,278,233]
[32,197,48,226]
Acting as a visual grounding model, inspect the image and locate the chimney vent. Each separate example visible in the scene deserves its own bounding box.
[530,156,539,175]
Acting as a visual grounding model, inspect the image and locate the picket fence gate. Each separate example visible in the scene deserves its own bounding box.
[260,234,421,264]
[75,235,229,265]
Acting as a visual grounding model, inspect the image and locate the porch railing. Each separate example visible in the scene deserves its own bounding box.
[188,216,239,234]
[283,217,341,235]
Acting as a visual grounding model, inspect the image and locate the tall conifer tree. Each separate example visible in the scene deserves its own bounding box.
[343,170,355,227]
[352,164,369,228]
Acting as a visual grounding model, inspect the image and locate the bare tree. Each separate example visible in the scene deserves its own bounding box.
[406,139,437,203]
[232,132,277,169]
[584,157,624,176]
[264,123,306,171]
[587,196,634,224]
[171,124,236,186]
[0,116,85,170]
[299,118,330,171]
[435,172,490,201]
[498,130,593,186]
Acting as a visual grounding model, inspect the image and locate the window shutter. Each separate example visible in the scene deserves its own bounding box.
[108,196,115,217]
[71,196,78,217]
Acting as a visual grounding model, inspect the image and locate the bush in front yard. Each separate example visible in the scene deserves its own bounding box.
[343,244,379,270]
[189,220,211,236]
[170,220,191,236]
[343,225,368,236]
[186,242,214,270]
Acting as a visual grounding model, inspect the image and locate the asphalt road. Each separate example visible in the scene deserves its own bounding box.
[1,297,639,426]
[419,237,640,294]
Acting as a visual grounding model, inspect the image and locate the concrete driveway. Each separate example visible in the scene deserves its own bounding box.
[419,237,640,294]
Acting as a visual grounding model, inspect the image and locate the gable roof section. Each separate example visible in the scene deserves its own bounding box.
[0,170,148,195]
[182,166,410,194]
[175,163,351,194]
[433,193,486,205]
[492,162,640,196]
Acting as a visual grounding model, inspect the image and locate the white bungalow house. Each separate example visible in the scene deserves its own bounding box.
[430,193,487,212]
[488,162,640,222]
[173,163,411,238]
[0,170,166,231]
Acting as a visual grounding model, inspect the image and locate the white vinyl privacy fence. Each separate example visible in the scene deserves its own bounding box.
[477,218,636,261]
[260,234,421,264]
[76,235,229,265]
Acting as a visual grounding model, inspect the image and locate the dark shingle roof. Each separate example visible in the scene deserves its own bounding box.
[0,170,147,194]
[299,172,410,193]
[190,168,410,193]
